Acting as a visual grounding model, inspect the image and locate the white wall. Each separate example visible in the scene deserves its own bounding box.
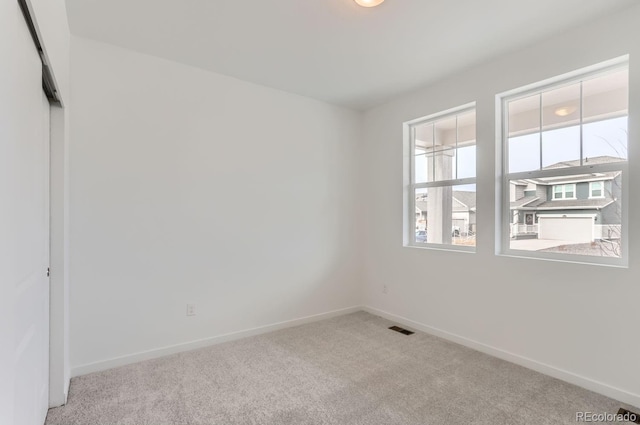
[362,5,640,407]
[69,37,363,373]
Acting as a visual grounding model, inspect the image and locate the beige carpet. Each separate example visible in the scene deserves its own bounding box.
[46,312,635,424]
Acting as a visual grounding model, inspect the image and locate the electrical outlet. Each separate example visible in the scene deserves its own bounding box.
[382,285,388,294]
[186,304,196,316]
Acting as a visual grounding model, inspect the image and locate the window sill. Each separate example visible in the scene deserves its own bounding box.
[498,250,627,268]
[404,243,475,254]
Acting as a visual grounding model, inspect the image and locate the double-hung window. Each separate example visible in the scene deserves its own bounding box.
[589,182,604,199]
[500,59,628,265]
[405,104,476,251]
[553,184,576,200]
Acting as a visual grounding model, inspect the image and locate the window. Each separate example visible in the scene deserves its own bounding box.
[501,59,628,265]
[552,184,576,200]
[405,104,476,250]
[589,181,604,198]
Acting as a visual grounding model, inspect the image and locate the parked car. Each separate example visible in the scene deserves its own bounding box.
[416,230,427,242]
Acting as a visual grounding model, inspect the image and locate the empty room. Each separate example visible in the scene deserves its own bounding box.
[2,0,640,424]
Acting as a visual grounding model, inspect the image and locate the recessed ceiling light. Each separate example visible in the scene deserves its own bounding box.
[354,0,385,7]
[554,106,577,117]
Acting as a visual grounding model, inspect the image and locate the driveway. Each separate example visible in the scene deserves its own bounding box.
[510,239,577,251]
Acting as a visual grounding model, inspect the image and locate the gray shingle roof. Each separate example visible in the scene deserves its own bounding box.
[527,198,614,210]
[510,195,539,209]
[452,191,476,210]
[414,191,476,213]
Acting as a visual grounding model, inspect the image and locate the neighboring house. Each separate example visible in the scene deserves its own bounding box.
[510,156,622,242]
[415,191,477,236]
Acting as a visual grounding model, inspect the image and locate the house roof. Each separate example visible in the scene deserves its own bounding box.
[509,156,624,211]
[527,171,620,185]
[519,198,614,211]
[542,156,625,169]
[510,157,624,188]
[415,191,476,213]
[452,191,477,210]
[510,195,539,209]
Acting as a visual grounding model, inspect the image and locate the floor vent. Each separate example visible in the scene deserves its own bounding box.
[389,326,414,336]
[618,408,640,424]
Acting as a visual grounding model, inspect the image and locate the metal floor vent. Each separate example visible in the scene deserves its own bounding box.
[618,408,640,424]
[389,326,414,336]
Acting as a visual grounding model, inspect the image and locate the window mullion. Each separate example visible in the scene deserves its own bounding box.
[431,122,435,183]
[579,81,584,166]
[538,93,543,170]
[414,178,476,189]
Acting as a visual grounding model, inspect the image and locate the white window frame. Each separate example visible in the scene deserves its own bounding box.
[498,57,629,267]
[552,184,577,200]
[404,102,476,252]
[589,181,605,199]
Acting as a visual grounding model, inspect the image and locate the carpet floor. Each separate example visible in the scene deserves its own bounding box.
[46,312,635,425]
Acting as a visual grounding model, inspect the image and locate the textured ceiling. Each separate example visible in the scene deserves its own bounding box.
[65,0,637,110]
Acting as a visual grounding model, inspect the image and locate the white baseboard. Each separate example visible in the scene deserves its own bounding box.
[72,305,362,377]
[363,306,640,409]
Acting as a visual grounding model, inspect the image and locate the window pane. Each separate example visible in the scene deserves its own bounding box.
[508,94,540,172]
[456,111,476,179]
[591,182,603,197]
[414,123,434,183]
[583,116,628,162]
[431,146,456,181]
[553,186,562,199]
[582,68,628,162]
[434,117,457,181]
[508,94,540,137]
[583,68,628,122]
[542,83,580,168]
[509,133,540,173]
[456,144,476,179]
[541,125,581,168]
[451,184,476,247]
[415,184,476,247]
[564,184,575,198]
[509,172,621,258]
[414,150,432,184]
[542,83,580,128]
[414,188,428,243]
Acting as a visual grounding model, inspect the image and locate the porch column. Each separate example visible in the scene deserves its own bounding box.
[426,150,453,244]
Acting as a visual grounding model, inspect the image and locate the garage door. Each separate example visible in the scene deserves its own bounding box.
[538,216,593,243]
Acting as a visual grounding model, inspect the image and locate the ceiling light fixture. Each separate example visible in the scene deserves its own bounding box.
[554,106,577,117]
[354,0,384,7]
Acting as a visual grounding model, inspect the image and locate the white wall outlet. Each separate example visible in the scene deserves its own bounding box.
[186,304,196,316]
[382,285,388,294]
